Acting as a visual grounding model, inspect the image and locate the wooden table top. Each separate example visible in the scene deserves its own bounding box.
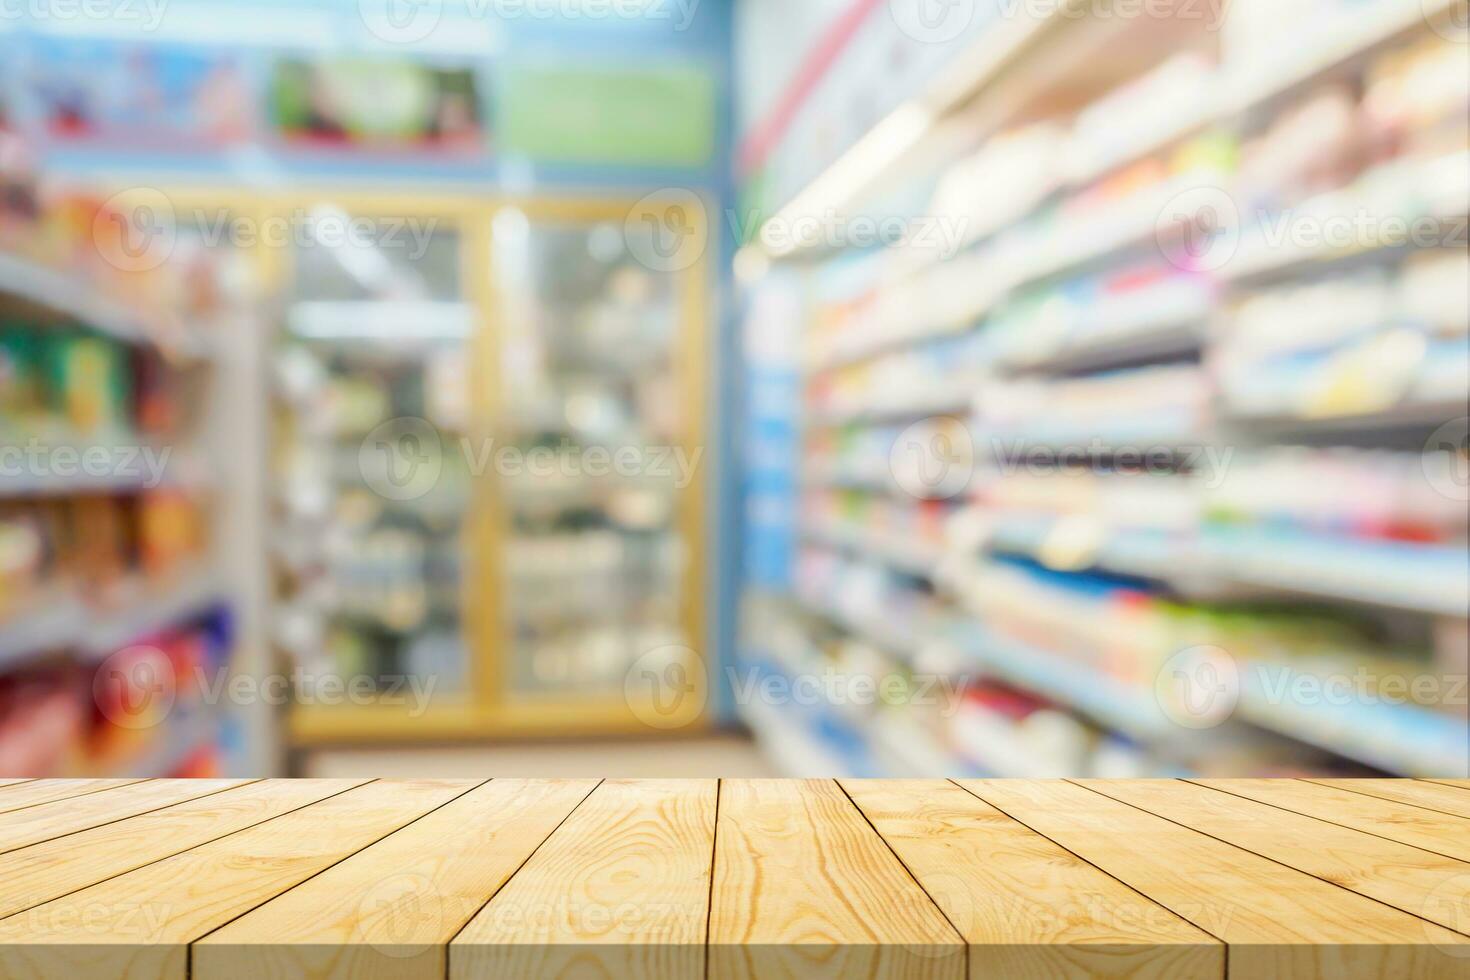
[0,778,1466,978]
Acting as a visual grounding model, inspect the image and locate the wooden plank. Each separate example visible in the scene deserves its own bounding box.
[1194,779,1470,862]
[0,779,253,855]
[959,779,1470,979]
[840,779,1222,980]
[1085,779,1470,935]
[1421,780,1470,791]
[0,780,148,816]
[709,778,965,980]
[0,779,370,920]
[451,779,714,979]
[0,780,36,789]
[196,778,598,980]
[1306,779,1470,820]
[0,779,479,980]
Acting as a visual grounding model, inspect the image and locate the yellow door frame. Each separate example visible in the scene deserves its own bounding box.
[117,184,713,744]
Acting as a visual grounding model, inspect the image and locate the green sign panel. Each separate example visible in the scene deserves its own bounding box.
[496,63,715,167]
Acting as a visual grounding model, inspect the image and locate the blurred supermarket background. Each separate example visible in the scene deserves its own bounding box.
[0,0,1465,780]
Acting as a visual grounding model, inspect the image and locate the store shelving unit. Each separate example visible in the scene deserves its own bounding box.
[0,244,236,777]
[0,253,214,364]
[738,0,1469,778]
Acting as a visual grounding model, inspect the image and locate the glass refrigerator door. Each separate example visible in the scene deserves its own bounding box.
[274,209,474,715]
[489,206,704,717]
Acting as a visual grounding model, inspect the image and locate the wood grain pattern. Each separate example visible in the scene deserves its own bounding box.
[709,778,965,980]
[196,778,598,980]
[1085,779,1470,935]
[1194,779,1470,862]
[0,780,148,816]
[959,779,1470,980]
[0,779,478,980]
[0,779,253,855]
[840,779,1221,980]
[0,779,369,921]
[453,779,716,980]
[1307,779,1470,819]
[0,780,36,789]
[1,778,1467,979]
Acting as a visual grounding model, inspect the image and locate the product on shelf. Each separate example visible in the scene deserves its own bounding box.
[0,664,87,776]
[1065,53,1217,184]
[88,611,230,772]
[1212,249,1470,419]
[990,264,1213,371]
[974,363,1211,448]
[1363,32,1470,161]
[1204,447,1469,545]
[806,329,990,422]
[930,123,1066,250]
[1,129,230,350]
[0,509,48,618]
[747,0,1468,781]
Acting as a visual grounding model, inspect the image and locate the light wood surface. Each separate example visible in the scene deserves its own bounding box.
[1084,779,1470,934]
[453,779,715,979]
[0,779,476,979]
[1422,780,1470,790]
[0,778,1466,979]
[959,779,1470,979]
[1307,778,1470,819]
[709,778,965,979]
[839,779,1222,980]
[1193,778,1470,862]
[0,778,368,921]
[200,778,597,980]
[0,778,253,855]
[0,779,148,816]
